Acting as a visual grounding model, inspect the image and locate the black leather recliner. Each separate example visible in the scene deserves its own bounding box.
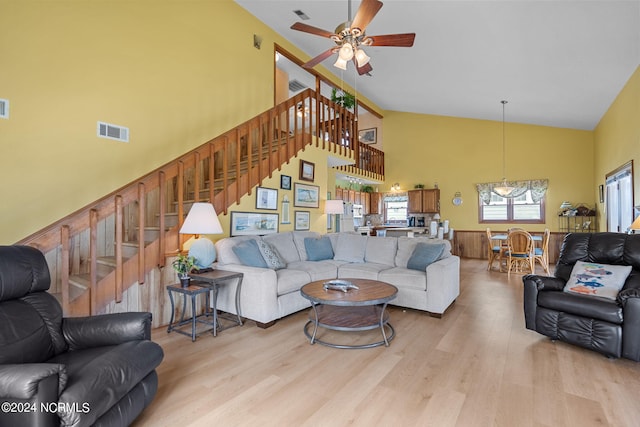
[0,245,164,426]
[523,232,640,361]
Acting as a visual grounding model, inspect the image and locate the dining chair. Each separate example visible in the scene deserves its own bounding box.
[505,229,535,277]
[485,228,506,271]
[534,228,551,275]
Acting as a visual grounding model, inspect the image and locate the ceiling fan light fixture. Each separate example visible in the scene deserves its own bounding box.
[338,42,354,61]
[354,47,370,67]
[333,56,348,70]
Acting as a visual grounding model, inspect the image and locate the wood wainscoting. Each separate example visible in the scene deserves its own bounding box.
[453,230,566,265]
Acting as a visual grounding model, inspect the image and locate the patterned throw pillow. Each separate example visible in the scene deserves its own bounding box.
[256,240,286,270]
[563,261,632,300]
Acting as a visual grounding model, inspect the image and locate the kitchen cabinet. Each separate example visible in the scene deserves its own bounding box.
[408,189,440,213]
[335,188,343,200]
[347,190,356,203]
[369,192,382,215]
[361,192,370,215]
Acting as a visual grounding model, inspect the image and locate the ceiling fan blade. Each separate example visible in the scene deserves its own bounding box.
[366,33,416,47]
[303,48,338,69]
[350,0,383,33]
[355,60,373,76]
[291,22,336,39]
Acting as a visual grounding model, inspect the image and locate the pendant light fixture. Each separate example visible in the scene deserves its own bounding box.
[493,100,515,197]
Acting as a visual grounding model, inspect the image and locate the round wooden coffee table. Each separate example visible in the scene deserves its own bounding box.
[300,278,398,349]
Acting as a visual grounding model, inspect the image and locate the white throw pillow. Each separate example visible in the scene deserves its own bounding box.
[334,233,368,263]
[563,261,632,300]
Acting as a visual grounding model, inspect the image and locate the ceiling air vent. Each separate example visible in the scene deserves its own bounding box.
[293,10,310,20]
[97,121,129,142]
[289,79,307,92]
[0,99,8,119]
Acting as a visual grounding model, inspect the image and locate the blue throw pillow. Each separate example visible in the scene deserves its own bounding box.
[407,242,445,271]
[304,236,334,261]
[232,239,268,268]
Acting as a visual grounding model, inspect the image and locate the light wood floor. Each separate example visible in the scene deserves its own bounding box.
[133,259,640,427]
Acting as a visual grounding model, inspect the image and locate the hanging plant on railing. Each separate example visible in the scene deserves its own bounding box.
[331,88,356,110]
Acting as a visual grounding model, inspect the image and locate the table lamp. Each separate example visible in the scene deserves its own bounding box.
[629,216,640,234]
[179,203,223,270]
[325,200,344,231]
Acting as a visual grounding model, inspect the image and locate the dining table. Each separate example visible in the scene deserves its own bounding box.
[490,232,542,272]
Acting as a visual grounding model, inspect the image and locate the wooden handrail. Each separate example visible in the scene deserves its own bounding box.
[17,88,383,316]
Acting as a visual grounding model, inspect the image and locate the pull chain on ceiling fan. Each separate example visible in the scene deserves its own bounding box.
[290,0,416,75]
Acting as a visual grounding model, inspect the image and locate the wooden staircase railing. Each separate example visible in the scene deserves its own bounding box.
[16,88,384,317]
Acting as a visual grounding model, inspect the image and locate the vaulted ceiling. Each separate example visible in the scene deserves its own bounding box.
[236,0,639,130]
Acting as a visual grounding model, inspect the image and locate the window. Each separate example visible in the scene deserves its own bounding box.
[384,194,408,224]
[606,161,634,232]
[479,190,545,224]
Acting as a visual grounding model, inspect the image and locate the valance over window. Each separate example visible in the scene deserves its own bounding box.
[383,193,408,203]
[476,179,548,204]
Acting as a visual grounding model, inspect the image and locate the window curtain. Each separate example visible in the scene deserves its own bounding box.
[476,179,548,204]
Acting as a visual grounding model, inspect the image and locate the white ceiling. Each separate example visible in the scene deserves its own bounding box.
[236,0,639,130]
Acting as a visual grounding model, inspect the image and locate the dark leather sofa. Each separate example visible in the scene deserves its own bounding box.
[523,232,640,361]
[0,245,164,426]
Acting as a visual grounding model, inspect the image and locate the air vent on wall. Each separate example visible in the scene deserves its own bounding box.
[0,99,8,119]
[289,79,307,92]
[97,121,129,142]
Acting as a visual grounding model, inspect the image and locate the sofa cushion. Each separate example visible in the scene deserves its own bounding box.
[563,261,632,300]
[255,240,286,270]
[287,260,339,281]
[338,262,392,280]
[215,236,258,266]
[275,268,311,296]
[232,239,268,268]
[407,242,445,271]
[262,232,300,264]
[334,233,368,263]
[292,231,320,261]
[304,236,334,261]
[379,267,427,291]
[364,236,397,266]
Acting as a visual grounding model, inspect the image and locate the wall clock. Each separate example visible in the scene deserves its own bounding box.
[452,192,463,206]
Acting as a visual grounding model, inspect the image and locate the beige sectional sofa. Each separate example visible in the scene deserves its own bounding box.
[213,231,460,327]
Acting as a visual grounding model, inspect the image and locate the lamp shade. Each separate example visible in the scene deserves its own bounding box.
[180,203,223,269]
[180,203,223,234]
[325,200,344,215]
[630,215,640,231]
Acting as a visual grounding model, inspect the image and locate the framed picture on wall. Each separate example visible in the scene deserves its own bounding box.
[295,211,310,231]
[358,127,377,144]
[230,212,279,236]
[299,160,315,182]
[294,183,319,208]
[255,186,278,210]
[280,175,292,190]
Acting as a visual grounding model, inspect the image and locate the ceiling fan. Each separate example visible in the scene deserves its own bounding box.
[290,0,415,75]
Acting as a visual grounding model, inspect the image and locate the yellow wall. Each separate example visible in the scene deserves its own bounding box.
[218,145,336,239]
[383,112,594,232]
[594,66,640,230]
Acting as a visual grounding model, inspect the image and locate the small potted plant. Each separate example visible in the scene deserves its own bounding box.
[172,253,195,288]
